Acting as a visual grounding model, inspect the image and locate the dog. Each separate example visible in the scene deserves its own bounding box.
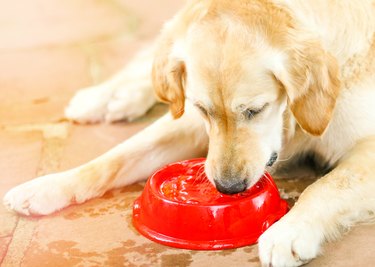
[4,0,375,266]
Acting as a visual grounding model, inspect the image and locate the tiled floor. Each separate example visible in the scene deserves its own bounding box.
[1,1,375,266]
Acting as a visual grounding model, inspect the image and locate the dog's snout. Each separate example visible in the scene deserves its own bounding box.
[266,152,278,167]
[214,179,247,194]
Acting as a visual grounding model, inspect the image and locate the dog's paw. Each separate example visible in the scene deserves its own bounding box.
[3,174,74,216]
[258,218,322,267]
[65,81,156,124]
[104,81,156,122]
[65,86,112,123]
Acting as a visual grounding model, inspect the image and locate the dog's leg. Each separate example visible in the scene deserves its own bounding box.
[3,105,207,215]
[259,135,375,267]
[65,44,157,123]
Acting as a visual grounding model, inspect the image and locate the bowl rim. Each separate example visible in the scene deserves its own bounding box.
[148,158,279,208]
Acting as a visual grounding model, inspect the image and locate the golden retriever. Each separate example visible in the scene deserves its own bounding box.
[4,0,375,266]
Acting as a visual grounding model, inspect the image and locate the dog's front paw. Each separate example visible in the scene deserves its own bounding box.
[3,174,74,216]
[258,217,323,267]
[65,82,156,123]
[104,81,156,122]
[65,86,112,123]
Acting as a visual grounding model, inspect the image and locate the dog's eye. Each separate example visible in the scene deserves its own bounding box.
[244,104,268,120]
[244,109,261,119]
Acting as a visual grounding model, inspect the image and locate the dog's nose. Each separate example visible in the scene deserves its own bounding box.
[266,152,278,167]
[214,179,247,194]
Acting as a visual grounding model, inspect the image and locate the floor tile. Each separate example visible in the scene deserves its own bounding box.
[0,0,136,50]
[0,47,91,125]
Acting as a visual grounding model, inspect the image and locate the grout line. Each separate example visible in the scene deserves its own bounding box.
[0,216,20,266]
[0,232,15,266]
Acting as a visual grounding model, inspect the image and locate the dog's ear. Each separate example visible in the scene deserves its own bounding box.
[273,40,340,136]
[152,39,186,119]
[151,0,211,119]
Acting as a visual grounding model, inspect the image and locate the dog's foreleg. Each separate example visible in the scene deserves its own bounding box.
[3,105,207,215]
[259,135,375,267]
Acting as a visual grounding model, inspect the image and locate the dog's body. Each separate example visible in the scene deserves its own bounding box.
[4,1,375,266]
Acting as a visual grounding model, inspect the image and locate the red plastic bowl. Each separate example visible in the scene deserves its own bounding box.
[132,158,288,250]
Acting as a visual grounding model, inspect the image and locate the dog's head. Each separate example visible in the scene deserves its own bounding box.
[153,0,340,194]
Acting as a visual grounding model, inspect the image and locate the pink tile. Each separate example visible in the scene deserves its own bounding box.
[0,47,92,125]
[117,0,186,38]
[0,0,134,50]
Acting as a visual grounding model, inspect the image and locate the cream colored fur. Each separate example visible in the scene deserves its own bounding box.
[4,1,375,266]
